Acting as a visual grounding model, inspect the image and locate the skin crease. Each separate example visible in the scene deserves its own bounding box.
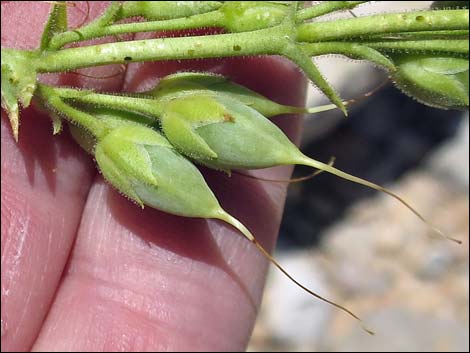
[1,2,307,351]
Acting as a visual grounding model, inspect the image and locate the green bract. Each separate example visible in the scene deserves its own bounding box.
[1,49,39,141]
[159,94,228,160]
[391,55,469,110]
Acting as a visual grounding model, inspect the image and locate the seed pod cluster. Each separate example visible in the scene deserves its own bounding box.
[53,72,462,246]
[32,68,464,335]
[37,72,394,333]
[59,99,260,244]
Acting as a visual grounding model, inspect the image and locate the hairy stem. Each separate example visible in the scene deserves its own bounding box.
[363,39,469,56]
[39,85,165,118]
[296,1,367,21]
[296,10,469,42]
[37,28,284,72]
[49,11,226,50]
[36,85,107,138]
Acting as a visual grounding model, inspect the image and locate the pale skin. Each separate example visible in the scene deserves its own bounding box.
[1,2,307,351]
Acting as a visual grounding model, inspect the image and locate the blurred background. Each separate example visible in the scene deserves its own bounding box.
[247,2,469,351]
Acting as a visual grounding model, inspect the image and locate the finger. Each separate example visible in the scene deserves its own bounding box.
[32,48,307,350]
[0,93,94,353]
[1,2,122,351]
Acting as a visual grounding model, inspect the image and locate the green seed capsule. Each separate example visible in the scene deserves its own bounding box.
[391,54,469,110]
[160,93,341,173]
[93,122,268,239]
[95,124,225,218]
[161,93,302,169]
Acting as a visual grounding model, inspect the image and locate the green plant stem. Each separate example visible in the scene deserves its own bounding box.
[364,39,469,56]
[368,29,470,40]
[36,85,107,138]
[299,42,395,69]
[37,28,284,72]
[301,39,468,60]
[49,1,367,50]
[49,11,226,50]
[119,1,223,19]
[296,1,367,21]
[38,9,469,74]
[296,10,469,42]
[40,85,165,118]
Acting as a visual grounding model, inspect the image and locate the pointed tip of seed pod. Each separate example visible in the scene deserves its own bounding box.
[12,129,19,143]
[362,324,375,336]
[333,98,348,117]
[432,225,462,244]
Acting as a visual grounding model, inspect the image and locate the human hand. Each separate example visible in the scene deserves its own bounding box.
[1,2,307,351]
